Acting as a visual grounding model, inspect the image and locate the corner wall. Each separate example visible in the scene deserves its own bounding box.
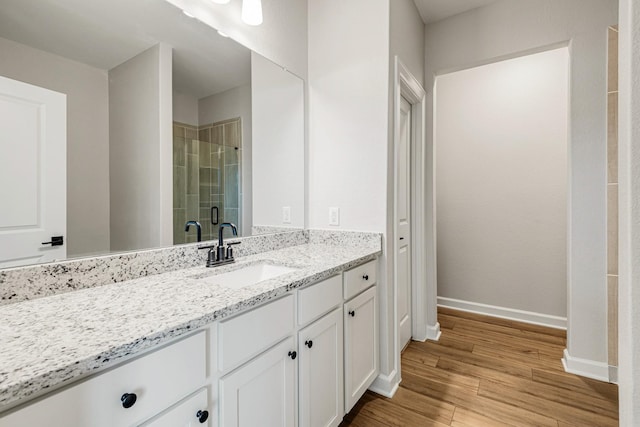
[308,0,392,391]
[425,0,617,380]
[617,0,640,421]
[109,44,173,252]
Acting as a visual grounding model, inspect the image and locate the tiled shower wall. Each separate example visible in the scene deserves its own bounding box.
[173,118,242,244]
[607,26,618,368]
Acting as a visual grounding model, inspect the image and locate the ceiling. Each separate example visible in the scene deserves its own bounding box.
[413,0,499,24]
[0,0,250,98]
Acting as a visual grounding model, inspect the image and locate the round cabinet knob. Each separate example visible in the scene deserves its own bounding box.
[196,410,209,423]
[120,393,137,409]
[349,310,356,317]
[288,351,297,360]
[305,340,313,348]
[363,274,369,281]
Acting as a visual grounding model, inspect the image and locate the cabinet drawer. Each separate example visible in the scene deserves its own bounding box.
[0,331,206,427]
[218,295,294,373]
[298,275,342,326]
[141,388,209,427]
[343,260,377,300]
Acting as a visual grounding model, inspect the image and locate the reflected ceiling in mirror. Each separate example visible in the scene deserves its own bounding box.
[0,0,304,269]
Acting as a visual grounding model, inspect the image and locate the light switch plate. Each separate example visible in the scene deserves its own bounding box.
[282,206,291,224]
[329,207,340,226]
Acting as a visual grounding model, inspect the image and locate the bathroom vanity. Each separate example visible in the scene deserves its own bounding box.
[0,232,381,427]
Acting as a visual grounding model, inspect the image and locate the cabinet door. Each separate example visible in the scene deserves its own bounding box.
[142,388,209,427]
[344,286,378,413]
[298,308,343,427]
[219,337,296,427]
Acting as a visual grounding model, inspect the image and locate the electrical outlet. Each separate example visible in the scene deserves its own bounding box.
[282,206,291,224]
[329,207,340,226]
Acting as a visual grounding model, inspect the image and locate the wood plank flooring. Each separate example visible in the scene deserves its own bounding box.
[341,307,619,426]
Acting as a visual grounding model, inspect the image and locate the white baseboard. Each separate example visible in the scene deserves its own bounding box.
[412,322,441,342]
[562,349,611,382]
[426,322,442,341]
[609,365,618,384]
[369,370,399,398]
[437,297,567,330]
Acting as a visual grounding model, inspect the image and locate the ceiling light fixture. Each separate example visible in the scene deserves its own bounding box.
[211,0,231,4]
[241,0,263,26]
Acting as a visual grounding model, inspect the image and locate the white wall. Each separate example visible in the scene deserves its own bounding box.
[163,0,307,79]
[425,0,617,379]
[109,44,173,252]
[309,0,397,393]
[0,36,110,258]
[308,0,389,232]
[617,0,640,422]
[173,90,198,125]
[199,84,253,234]
[251,53,304,229]
[436,48,568,320]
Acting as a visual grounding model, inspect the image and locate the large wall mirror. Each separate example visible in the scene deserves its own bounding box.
[0,0,305,268]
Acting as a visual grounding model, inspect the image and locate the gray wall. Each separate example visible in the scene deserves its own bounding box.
[109,44,173,252]
[436,48,569,318]
[0,36,110,258]
[425,0,617,373]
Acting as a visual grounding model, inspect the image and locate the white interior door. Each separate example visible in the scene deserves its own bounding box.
[397,96,412,350]
[0,75,66,268]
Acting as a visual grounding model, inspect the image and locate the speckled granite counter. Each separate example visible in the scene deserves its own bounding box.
[0,240,381,410]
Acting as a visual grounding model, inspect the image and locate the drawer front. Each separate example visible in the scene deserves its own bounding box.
[218,295,294,373]
[0,331,206,427]
[343,260,377,300]
[297,275,342,326]
[141,388,209,427]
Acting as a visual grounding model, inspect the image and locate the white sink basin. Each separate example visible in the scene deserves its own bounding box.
[196,262,298,290]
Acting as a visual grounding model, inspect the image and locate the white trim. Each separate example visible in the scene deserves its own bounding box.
[393,57,435,345]
[562,349,611,382]
[426,322,442,341]
[412,321,441,342]
[609,365,618,384]
[437,297,567,330]
[369,369,400,398]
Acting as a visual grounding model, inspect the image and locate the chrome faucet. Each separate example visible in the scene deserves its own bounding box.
[185,220,202,242]
[198,222,240,267]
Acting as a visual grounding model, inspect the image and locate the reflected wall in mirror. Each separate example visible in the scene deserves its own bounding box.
[0,0,304,269]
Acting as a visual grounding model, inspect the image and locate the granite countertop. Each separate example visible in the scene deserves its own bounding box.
[0,243,380,410]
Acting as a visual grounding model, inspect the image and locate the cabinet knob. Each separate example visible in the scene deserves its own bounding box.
[120,393,137,409]
[305,340,313,348]
[349,310,356,317]
[196,410,209,423]
[288,350,297,360]
[363,274,369,280]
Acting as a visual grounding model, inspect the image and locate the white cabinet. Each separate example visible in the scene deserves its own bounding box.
[0,331,207,427]
[344,286,378,412]
[343,260,377,300]
[218,294,294,372]
[219,337,296,427]
[298,308,344,427]
[142,388,209,427]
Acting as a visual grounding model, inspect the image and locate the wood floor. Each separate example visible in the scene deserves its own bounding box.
[341,307,619,427]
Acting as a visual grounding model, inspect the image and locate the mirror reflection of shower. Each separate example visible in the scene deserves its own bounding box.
[174,118,243,244]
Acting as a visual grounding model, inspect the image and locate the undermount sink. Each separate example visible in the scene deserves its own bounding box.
[194,262,298,290]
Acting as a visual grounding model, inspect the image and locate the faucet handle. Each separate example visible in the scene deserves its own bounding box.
[227,241,241,246]
[197,244,216,250]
